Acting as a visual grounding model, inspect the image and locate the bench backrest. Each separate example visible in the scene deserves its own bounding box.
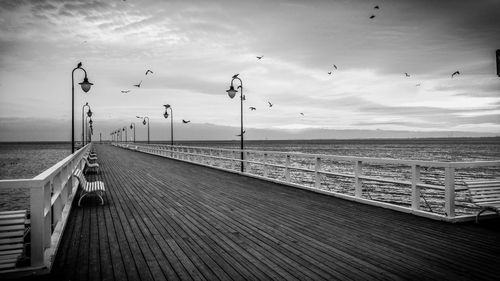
[73,168,88,188]
[0,210,27,270]
[466,180,500,206]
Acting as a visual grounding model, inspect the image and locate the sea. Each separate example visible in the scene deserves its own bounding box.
[1,138,499,214]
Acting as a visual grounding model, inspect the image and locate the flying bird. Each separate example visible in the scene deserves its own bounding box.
[451,71,460,78]
[333,64,337,70]
[145,70,153,75]
[232,74,239,79]
[121,90,130,93]
[374,5,380,9]
[370,14,375,19]
[416,83,421,87]
[268,101,273,107]
[182,119,190,123]
[300,113,304,116]
[256,56,263,60]
[405,72,410,77]
[236,130,246,137]
[328,72,332,75]
[249,107,256,110]
[133,80,142,87]
[77,62,82,68]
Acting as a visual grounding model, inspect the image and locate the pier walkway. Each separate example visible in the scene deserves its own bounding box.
[44,144,499,280]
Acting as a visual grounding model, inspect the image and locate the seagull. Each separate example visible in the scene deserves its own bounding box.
[405,72,410,77]
[77,62,82,68]
[451,71,460,78]
[300,113,304,116]
[236,130,246,137]
[249,107,256,110]
[182,119,190,123]
[268,101,273,107]
[145,70,153,75]
[121,90,130,93]
[133,80,142,87]
[416,83,421,87]
[333,64,337,70]
[256,56,263,60]
[328,72,332,75]
[232,74,239,79]
[374,5,380,9]
[370,14,375,19]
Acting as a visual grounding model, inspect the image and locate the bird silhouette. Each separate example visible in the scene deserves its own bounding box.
[236,130,246,137]
[451,71,460,78]
[328,72,332,75]
[249,107,256,110]
[333,64,337,70]
[370,14,375,19]
[145,70,153,75]
[416,83,421,87]
[268,101,273,107]
[77,62,82,68]
[133,80,142,87]
[232,74,239,79]
[121,90,130,93]
[256,56,263,60]
[374,5,380,9]
[300,113,304,116]
[405,73,410,77]
[182,119,190,123]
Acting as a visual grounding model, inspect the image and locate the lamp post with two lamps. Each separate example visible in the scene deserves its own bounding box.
[136,116,150,144]
[130,123,136,143]
[71,62,93,153]
[163,104,174,146]
[82,103,92,147]
[226,75,245,172]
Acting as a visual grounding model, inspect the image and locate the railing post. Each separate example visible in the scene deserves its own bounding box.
[263,153,269,177]
[444,166,455,218]
[411,165,421,210]
[30,184,45,267]
[285,155,291,182]
[354,160,363,197]
[246,151,251,173]
[43,182,52,248]
[231,151,236,170]
[315,157,321,189]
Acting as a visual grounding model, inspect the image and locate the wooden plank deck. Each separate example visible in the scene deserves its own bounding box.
[40,144,500,280]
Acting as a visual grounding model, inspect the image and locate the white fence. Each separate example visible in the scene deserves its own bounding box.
[115,142,500,222]
[0,144,91,273]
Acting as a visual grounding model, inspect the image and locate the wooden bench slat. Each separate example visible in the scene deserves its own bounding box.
[0,237,23,245]
[0,231,24,239]
[0,243,23,251]
[0,213,27,221]
[0,254,21,261]
[0,225,24,232]
[0,219,26,226]
[0,262,17,270]
[0,249,22,256]
[0,211,27,216]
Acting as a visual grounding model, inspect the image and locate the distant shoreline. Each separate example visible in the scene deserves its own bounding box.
[1,136,499,145]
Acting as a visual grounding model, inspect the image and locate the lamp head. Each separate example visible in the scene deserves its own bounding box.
[226,85,237,99]
[163,111,169,118]
[163,104,171,109]
[79,77,93,93]
[130,124,133,129]
[143,119,147,125]
[89,119,93,125]
[87,109,92,117]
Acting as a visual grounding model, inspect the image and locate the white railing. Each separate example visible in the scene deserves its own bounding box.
[0,144,91,272]
[114,142,500,222]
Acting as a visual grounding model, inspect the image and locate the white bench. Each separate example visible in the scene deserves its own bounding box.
[73,169,106,207]
[0,210,28,271]
[465,180,500,223]
[83,157,99,173]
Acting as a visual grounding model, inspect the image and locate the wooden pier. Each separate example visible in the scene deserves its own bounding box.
[28,144,500,280]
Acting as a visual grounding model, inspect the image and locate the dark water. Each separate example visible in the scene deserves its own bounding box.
[1,138,499,214]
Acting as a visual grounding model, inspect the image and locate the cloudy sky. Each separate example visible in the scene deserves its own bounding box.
[0,0,499,141]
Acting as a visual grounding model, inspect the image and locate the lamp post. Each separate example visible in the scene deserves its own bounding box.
[130,123,136,143]
[163,104,174,146]
[137,116,150,144]
[123,127,127,143]
[72,62,93,153]
[226,75,244,172]
[82,103,92,147]
[88,118,93,143]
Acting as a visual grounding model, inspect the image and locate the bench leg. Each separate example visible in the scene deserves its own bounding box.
[476,207,500,223]
[78,193,89,207]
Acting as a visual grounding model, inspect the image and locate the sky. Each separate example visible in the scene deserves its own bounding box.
[0,0,499,141]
